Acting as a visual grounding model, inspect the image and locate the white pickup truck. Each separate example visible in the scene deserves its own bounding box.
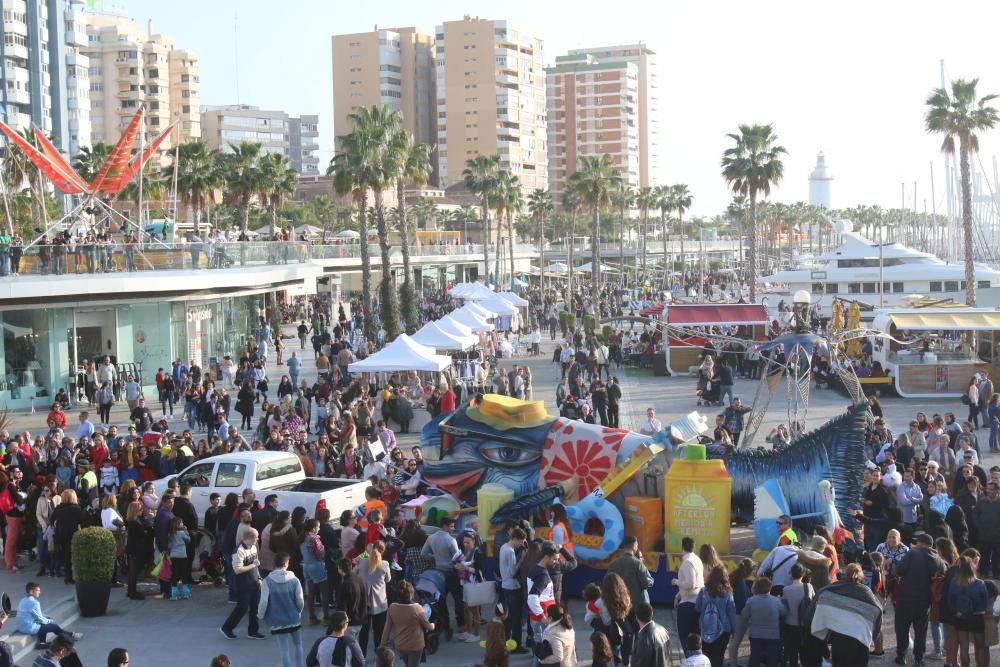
[151,451,371,527]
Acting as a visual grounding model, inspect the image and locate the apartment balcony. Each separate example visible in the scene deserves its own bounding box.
[5,89,31,107]
[3,43,28,60]
[118,89,145,102]
[3,19,28,37]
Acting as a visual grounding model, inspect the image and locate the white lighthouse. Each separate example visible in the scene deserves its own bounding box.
[808,151,833,209]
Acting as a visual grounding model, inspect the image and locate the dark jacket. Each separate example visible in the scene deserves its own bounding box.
[895,546,945,605]
[632,620,671,667]
[173,497,199,532]
[51,502,85,548]
[252,504,277,533]
[338,571,369,625]
[608,552,653,608]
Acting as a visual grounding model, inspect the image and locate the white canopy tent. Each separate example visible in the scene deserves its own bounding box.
[463,300,496,319]
[478,296,518,317]
[334,230,361,239]
[498,291,529,307]
[575,262,619,273]
[449,308,495,332]
[437,316,477,340]
[347,334,452,373]
[458,282,495,301]
[545,262,569,272]
[411,321,478,351]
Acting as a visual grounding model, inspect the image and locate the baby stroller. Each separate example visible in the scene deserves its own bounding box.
[415,569,449,652]
[696,370,722,407]
[192,530,224,586]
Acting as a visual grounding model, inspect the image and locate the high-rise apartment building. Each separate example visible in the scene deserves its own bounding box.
[0,0,91,156]
[434,16,547,191]
[562,44,658,190]
[84,13,200,148]
[331,27,436,177]
[546,53,639,202]
[288,114,319,175]
[202,105,320,175]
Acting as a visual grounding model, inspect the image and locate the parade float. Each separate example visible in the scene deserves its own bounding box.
[412,292,882,602]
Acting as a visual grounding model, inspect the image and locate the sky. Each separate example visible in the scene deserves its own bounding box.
[106,0,1000,217]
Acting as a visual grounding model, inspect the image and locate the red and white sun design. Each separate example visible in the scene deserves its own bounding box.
[539,418,629,501]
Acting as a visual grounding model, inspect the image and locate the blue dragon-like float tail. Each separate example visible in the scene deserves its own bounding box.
[712,400,868,540]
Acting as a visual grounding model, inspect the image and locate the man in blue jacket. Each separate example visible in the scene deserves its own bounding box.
[17,582,82,650]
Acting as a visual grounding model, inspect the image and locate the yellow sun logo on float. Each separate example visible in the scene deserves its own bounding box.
[671,485,715,510]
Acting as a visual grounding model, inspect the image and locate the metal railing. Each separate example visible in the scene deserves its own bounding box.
[0,240,542,277]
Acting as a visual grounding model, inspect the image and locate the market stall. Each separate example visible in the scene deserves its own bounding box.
[662,304,770,375]
[871,307,1000,398]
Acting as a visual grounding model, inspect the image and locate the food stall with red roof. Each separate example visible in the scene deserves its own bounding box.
[662,304,770,375]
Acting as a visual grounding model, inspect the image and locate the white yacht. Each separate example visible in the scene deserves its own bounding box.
[761,220,1000,311]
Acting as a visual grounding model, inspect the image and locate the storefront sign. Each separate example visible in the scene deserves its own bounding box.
[186,306,213,322]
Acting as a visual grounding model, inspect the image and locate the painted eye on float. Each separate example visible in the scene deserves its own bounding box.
[479,445,540,466]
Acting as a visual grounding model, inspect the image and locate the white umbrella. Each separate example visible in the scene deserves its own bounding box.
[335,230,361,239]
[545,262,569,272]
[576,261,619,273]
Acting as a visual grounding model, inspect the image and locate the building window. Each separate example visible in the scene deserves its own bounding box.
[847,283,861,294]
[825,283,838,294]
[929,281,942,292]
[979,280,991,289]
[944,280,959,292]
[862,283,876,294]
[811,283,823,293]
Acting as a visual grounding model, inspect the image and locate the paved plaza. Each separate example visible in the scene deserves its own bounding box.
[0,329,995,665]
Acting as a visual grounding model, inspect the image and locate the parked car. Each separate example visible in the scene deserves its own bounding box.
[152,451,370,525]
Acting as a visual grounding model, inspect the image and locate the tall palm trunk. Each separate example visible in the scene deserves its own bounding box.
[660,210,669,290]
[678,215,686,285]
[619,202,626,289]
[591,204,600,293]
[960,142,976,306]
[507,209,516,291]
[192,190,203,236]
[536,214,545,292]
[397,180,418,332]
[568,211,577,302]
[358,191,375,340]
[748,190,758,302]
[641,209,649,281]
[397,180,413,286]
[374,190,399,339]
[481,196,490,284]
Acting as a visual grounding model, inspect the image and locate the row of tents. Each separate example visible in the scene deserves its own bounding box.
[346,282,528,373]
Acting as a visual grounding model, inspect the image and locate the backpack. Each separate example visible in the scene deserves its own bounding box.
[0,486,12,514]
[698,589,725,644]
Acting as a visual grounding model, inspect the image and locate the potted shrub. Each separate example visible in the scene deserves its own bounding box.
[71,527,117,617]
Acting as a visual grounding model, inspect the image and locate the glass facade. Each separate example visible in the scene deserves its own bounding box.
[0,290,279,406]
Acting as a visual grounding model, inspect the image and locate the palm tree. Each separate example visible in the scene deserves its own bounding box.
[492,171,522,290]
[568,154,621,290]
[612,183,634,287]
[330,105,407,340]
[635,186,655,280]
[167,140,220,236]
[394,140,431,331]
[6,130,49,233]
[670,184,693,283]
[562,188,582,301]
[411,198,437,232]
[462,154,501,284]
[654,185,672,284]
[527,189,553,290]
[257,153,298,236]
[221,141,265,233]
[721,123,788,301]
[72,142,113,182]
[925,78,999,306]
[311,194,335,243]
[119,169,168,222]
[726,194,748,272]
